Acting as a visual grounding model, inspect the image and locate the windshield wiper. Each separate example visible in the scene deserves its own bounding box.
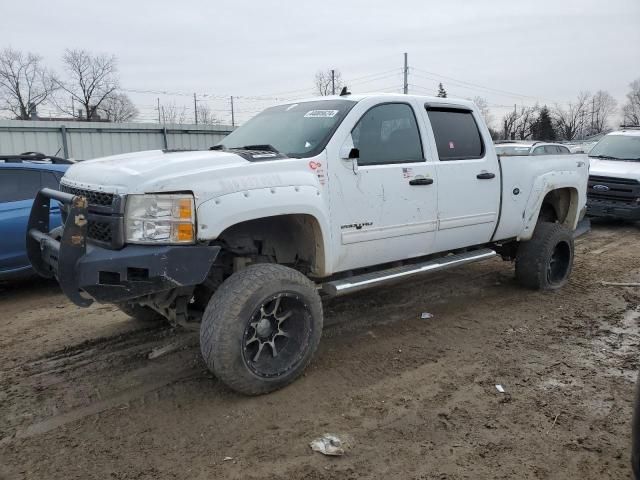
[589,154,620,160]
[237,144,280,153]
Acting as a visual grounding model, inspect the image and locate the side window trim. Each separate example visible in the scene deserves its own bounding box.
[353,102,425,166]
[425,105,486,161]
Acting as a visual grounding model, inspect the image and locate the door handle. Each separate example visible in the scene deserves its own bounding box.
[476,172,496,180]
[409,177,434,186]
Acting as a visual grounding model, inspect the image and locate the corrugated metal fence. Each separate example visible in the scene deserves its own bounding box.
[0,120,234,160]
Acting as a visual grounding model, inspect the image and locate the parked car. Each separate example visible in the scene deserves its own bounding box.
[586,126,640,220]
[27,93,588,394]
[0,153,72,280]
[495,141,572,156]
[567,133,607,154]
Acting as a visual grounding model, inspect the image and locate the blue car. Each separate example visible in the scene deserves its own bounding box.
[0,153,72,280]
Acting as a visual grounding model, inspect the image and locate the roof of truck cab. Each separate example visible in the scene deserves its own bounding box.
[284,92,476,107]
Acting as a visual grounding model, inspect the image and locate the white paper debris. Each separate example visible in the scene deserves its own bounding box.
[310,434,345,456]
[421,312,434,319]
[223,456,233,461]
[495,384,505,393]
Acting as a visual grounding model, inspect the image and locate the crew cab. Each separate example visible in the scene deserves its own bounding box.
[27,93,589,394]
[0,153,71,280]
[586,127,640,220]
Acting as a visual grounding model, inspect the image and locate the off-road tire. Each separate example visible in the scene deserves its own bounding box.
[200,264,323,395]
[117,302,166,323]
[516,221,574,290]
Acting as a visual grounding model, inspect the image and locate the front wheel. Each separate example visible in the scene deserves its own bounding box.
[200,264,323,395]
[515,222,574,290]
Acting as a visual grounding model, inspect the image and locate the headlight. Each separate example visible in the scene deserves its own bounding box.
[125,194,195,244]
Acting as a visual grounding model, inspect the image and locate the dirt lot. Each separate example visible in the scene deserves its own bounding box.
[1,222,639,479]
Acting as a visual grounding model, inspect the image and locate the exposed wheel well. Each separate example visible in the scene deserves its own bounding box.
[539,188,579,226]
[215,214,326,277]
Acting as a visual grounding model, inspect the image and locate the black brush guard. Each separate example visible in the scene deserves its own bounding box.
[26,188,93,306]
[26,188,221,308]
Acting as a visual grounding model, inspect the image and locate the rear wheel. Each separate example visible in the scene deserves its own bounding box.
[200,263,323,395]
[516,222,574,290]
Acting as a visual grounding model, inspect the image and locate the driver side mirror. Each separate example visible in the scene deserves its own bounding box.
[348,148,359,159]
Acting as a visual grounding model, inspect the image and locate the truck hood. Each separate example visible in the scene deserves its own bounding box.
[589,157,640,181]
[60,149,322,201]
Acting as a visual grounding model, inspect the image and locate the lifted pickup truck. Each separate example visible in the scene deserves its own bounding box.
[27,93,589,394]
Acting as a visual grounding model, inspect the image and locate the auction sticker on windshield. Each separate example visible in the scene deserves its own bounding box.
[304,110,339,118]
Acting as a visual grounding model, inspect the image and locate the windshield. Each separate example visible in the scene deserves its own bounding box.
[589,134,640,161]
[495,145,530,156]
[218,100,357,158]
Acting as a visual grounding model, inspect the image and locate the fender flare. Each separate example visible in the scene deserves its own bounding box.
[196,186,333,275]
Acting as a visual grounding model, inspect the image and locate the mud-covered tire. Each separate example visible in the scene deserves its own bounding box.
[516,222,574,290]
[200,264,323,395]
[117,302,166,323]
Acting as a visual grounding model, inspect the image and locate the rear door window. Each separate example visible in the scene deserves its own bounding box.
[0,169,42,202]
[426,108,484,160]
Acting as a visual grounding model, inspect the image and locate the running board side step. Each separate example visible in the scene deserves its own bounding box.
[321,248,497,297]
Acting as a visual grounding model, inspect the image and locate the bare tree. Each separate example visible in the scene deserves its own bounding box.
[98,92,137,122]
[500,105,537,140]
[553,92,591,141]
[314,69,343,96]
[161,103,187,124]
[196,103,219,125]
[514,105,538,140]
[623,79,640,126]
[57,49,119,120]
[0,47,58,119]
[473,96,493,129]
[587,90,617,135]
[501,110,518,140]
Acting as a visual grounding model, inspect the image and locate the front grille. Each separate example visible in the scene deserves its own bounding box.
[59,183,122,248]
[588,175,640,206]
[88,221,113,243]
[60,184,114,206]
[589,175,640,186]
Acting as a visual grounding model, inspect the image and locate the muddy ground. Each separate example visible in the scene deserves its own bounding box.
[1,222,639,479]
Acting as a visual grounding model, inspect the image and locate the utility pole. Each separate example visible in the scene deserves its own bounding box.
[157,98,161,124]
[331,69,335,95]
[230,96,235,127]
[193,93,198,125]
[403,52,408,94]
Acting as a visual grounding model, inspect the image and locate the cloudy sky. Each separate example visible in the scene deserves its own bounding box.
[5,0,640,125]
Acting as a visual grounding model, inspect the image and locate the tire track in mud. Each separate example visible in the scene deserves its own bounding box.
[0,323,199,441]
[1,263,506,446]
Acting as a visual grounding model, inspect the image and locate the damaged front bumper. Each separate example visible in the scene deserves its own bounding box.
[26,188,220,307]
[587,199,640,221]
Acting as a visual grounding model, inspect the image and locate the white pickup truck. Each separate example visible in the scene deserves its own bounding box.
[586,127,640,220]
[27,93,589,394]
